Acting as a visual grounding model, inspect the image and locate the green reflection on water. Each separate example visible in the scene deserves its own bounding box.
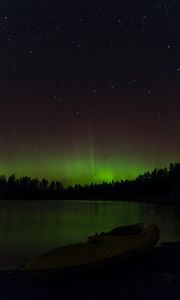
[0,200,179,268]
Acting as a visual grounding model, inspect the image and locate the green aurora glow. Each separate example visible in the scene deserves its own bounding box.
[0,153,170,186]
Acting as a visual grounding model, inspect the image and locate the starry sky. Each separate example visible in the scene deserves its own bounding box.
[0,0,180,185]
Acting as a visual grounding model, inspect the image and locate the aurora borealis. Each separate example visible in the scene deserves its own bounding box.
[1,1,180,185]
[0,155,149,185]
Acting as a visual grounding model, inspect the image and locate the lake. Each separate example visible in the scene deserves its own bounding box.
[0,200,180,268]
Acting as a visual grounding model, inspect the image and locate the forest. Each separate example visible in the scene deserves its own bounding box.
[0,163,180,204]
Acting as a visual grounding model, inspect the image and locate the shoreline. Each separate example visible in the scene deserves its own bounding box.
[0,197,179,207]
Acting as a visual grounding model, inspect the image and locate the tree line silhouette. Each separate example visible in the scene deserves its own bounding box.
[0,162,180,204]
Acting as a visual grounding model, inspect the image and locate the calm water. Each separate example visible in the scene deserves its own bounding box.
[0,200,180,268]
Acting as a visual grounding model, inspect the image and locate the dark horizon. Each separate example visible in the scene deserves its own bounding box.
[1,162,180,204]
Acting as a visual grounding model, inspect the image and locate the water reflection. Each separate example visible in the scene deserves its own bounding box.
[0,200,179,268]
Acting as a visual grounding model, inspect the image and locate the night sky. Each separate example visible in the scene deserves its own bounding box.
[1,0,180,185]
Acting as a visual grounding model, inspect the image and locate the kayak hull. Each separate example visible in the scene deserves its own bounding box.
[20,223,160,278]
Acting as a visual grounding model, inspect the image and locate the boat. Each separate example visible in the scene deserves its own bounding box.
[19,223,159,276]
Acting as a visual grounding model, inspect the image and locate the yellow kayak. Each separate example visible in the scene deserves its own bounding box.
[20,223,159,273]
